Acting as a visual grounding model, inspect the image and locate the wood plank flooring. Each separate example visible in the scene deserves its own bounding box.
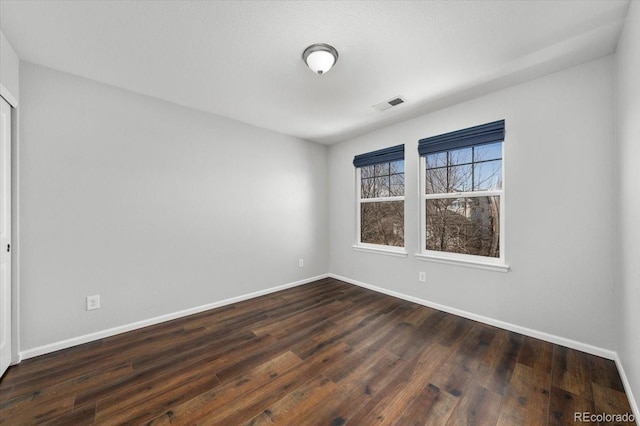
[0,278,635,425]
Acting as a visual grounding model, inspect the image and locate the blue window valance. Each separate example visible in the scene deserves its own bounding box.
[418,120,505,156]
[353,144,404,168]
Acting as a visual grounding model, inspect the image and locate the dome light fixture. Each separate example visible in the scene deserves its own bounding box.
[302,43,338,75]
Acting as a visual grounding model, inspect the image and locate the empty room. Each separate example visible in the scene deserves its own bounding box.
[0,0,638,424]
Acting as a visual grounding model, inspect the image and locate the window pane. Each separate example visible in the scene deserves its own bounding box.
[390,160,404,174]
[474,142,502,162]
[474,160,502,191]
[426,167,447,194]
[449,147,472,166]
[361,165,375,179]
[426,196,500,258]
[374,162,389,176]
[426,165,472,193]
[390,174,405,196]
[361,201,404,247]
[374,177,390,197]
[361,177,376,198]
[448,164,472,192]
[426,152,447,169]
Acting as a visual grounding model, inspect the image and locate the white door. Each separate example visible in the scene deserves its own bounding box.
[0,96,11,377]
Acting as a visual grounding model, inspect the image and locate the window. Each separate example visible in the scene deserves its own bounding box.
[418,120,505,265]
[353,145,405,250]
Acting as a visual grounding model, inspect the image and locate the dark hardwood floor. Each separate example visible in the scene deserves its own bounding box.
[0,278,635,425]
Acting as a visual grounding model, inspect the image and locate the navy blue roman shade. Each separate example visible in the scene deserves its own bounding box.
[353,144,404,168]
[418,120,505,156]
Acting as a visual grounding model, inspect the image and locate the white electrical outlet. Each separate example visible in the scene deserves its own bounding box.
[299,259,304,267]
[86,295,100,311]
[419,272,426,283]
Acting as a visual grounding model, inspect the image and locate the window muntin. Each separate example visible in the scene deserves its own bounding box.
[419,121,504,262]
[425,143,503,194]
[357,158,405,248]
[361,160,405,198]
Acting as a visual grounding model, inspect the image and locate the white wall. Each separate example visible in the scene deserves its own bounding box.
[0,30,19,105]
[616,0,640,415]
[329,56,616,351]
[18,62,328,353]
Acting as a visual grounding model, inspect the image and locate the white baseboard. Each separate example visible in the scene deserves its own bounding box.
[20,274,329,360]
[329,273,617,360]
[614,353,640,422]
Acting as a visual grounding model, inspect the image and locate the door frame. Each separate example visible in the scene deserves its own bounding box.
[1,82,20,367]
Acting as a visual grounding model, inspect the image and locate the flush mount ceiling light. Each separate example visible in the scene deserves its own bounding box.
[302,43,338,75]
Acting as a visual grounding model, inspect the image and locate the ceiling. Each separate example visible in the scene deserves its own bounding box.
[0,0,630,144]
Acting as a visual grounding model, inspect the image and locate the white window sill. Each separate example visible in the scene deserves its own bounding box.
[352,244,408,258]
[414,253,510,273]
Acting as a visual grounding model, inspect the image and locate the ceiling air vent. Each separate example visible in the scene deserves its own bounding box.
[373,96,406,112]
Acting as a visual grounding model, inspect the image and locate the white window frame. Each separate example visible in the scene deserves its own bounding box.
[353,164,407,257]
[416,143,508,272]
